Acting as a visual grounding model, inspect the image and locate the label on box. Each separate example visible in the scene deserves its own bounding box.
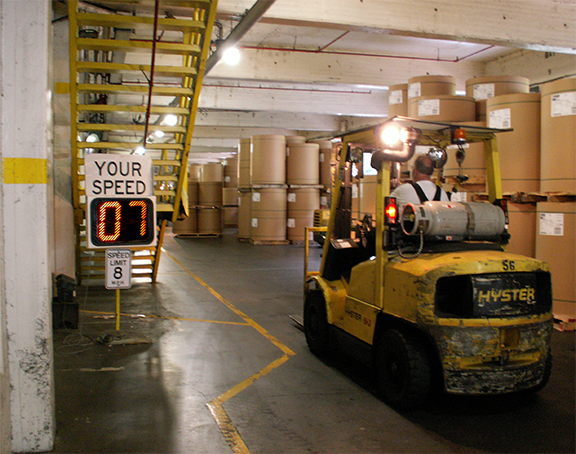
[489,108,511,129]
[418,99,440,117]
[319,153,325,163]
[408,82,421,99]
[252,192,261,202]
[321,196,328,206]
[551,92,576,117]
[287,193,296,202]
[539,213,564,236]
[389,89,404,105]
[224,176,231,182]
[287,218,295,228]
[450,192,468,203]
[352,185,359,199]
[473,83,495,100]
[251,218,258,228]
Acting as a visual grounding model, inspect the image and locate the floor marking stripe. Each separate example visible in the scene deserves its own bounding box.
[207,354,291,454]
[164,249,296,454]
[164,250,296,356]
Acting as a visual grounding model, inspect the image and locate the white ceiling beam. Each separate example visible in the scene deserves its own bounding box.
[198,80,389,116]
[216,0,576,54]
[194,110,342,131]
[207,47,486,91]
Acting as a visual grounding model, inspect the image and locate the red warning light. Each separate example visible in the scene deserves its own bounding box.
[385,197,398,225]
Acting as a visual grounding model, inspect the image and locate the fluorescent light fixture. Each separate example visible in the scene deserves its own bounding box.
[134,146,146,155]
[154,130,165,138]
[222,46,241,66]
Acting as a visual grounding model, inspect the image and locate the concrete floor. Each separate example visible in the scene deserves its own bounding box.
[52,229,575,453]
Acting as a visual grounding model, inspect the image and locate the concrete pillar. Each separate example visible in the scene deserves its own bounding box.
[1,0,55,452]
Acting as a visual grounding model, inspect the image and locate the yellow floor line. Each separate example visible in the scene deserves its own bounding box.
[163,250,296,357]
[207,354,291,454]
[163,249,296,454]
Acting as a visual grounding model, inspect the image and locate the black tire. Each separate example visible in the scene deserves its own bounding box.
[304,291,330,357]
[374,329,431,409]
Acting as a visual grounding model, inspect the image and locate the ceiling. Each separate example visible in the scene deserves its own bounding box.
[56,0,576,163]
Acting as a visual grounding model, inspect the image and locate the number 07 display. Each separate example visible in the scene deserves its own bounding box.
[87,196,156,248]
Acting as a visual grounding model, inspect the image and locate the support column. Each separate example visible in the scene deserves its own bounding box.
[1,0,55,452]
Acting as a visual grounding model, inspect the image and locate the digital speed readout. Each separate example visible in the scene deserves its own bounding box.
[89,197,155,247]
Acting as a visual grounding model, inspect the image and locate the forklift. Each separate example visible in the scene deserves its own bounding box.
[303,116,553,409]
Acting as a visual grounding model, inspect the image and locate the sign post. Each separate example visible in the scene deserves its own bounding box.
[105,248,132,330]
[84,154,156,331]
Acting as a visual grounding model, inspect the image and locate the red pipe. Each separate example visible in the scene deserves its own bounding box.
[142,0,160,145]
[240,43,496,63]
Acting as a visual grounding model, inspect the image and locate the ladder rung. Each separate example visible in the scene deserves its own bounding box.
[152,159,182,166]
[80,246,157,254]
[78,264,154,273]
[77,83,194,96]
[77,123,187,134]
[80,0,212,9]
[76,61,198,77]
[77,104,189,115]
[77,142,184,150]
[76,12,205,33]
[154,175,179,181]
[154,190,177,196]
[156,203,175,211]
[80,256,156,264]
[76,38,201,56]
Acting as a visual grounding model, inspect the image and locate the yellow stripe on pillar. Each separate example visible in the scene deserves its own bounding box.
[3,158,48,184]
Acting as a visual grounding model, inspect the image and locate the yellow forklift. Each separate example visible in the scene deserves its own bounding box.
[304,117,553,409]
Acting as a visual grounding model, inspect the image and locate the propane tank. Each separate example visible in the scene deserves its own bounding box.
[401,201,506,239]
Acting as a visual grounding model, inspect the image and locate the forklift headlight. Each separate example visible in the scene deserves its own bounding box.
[371,126,422,170]
[380,125,403,150]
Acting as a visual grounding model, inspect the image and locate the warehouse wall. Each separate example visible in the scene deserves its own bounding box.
[1,0,55,452]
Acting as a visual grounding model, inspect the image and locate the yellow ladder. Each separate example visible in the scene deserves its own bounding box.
[68,0,218,283]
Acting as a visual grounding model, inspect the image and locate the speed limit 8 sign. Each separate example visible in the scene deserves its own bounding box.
[105,249,132,289]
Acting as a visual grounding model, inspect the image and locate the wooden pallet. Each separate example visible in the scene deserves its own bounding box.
[472,192,576,204]
[554,314,576,332]
[175,233,221,239]
[249,239,290,245]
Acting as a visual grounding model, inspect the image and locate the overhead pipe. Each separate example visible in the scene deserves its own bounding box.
[205,0,278,74]
[142,0,161,148]
[238,44,497,64]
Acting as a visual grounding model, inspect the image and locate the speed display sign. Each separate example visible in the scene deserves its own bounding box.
[85,154,156,249]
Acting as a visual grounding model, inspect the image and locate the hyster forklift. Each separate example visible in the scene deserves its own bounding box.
[303,116,553,409]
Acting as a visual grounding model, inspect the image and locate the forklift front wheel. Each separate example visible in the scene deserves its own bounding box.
[375,329,431,409]
[304,291,331,357]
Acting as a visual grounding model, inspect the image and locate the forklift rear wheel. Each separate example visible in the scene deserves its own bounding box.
[375,329,431,409]
[524,346,552,394]
[304,291,330,357]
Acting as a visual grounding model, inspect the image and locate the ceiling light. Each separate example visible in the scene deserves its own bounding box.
[85,133,99,143]
[134,146,146,155]
[163,114,178,126]
[222,46,241,66]
[154,130,165,138]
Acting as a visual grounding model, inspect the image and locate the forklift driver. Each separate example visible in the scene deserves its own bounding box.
[390,155,449,208]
